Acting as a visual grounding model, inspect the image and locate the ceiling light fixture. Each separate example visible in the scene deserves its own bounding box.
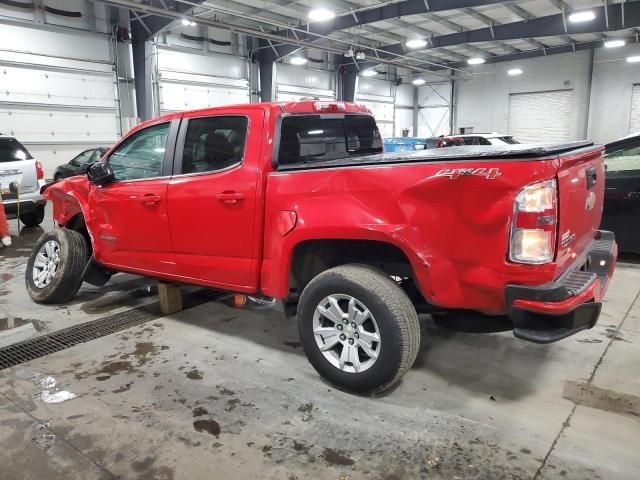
[467,57,485,65]
[627,55,640,63]
[507,68,523,76]
[308,8,335,22]
[181,18,196,26]
[361,69,378,77]
[406,38,427,49]
[290,56,308,65]
[604,39,625,48]
[412,78,426,86]
[568,10,596,23]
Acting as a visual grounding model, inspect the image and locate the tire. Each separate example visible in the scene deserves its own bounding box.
[297,264,420,395]
[54,174,62,182]
[20,204,45,227]
[25,227,88,304]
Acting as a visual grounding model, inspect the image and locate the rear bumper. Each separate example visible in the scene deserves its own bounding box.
[1,188,46,217]
[505,230,617,343]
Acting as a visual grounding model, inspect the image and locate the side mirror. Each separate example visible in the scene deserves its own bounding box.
[87,162,115,186]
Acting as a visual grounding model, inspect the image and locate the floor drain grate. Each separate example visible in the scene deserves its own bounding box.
[0,289,223,371]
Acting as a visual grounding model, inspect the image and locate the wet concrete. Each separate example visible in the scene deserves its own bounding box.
[0,207,639,478]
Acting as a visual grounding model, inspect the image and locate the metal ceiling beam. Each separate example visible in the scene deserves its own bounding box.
[352,1,640,71]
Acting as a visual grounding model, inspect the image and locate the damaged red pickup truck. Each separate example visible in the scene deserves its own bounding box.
[28,101,617,394]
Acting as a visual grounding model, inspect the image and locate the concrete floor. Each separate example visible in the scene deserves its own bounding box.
[1,211,640,480]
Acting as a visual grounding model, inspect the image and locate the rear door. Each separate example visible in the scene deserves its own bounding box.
[601,137,640,252]
[0,138,38,194]
[89,120,179,274]
[167,110,264,289]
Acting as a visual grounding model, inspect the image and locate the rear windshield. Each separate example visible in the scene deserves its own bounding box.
[0,138,32,162]
[277,114,382,166]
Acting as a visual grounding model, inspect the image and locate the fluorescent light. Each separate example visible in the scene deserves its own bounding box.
[568,10,596,23]
[406,38,427,49]
[308,8,335,22]
[412,78,426,86]
[604,39,625,48]
[290,56,308,65]
[467,57,485,65]
[507,68,523,76]
[181,18,196,26]
[361,69,377,77]
[627,56,640,63]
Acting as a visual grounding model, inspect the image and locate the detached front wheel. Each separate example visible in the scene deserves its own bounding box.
[298,264,420,395]
[26,227,88,304]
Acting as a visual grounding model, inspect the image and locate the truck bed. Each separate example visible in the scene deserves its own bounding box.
[277,141,595,171]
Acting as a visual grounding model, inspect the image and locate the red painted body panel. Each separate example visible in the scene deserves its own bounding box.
[44,101,613,318]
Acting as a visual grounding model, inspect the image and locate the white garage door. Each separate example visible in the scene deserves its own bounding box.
[275,64,336,102]
[357,78,395,138]
[630,84,640,134]
[0,23,120,176]
[508,89,573,143]
[157,48,250,114]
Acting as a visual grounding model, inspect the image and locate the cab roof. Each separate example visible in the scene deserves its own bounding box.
[138,101,372,130]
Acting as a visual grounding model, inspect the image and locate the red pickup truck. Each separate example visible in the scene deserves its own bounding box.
[28,101,617,394]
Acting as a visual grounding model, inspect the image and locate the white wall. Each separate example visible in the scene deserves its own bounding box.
[394,84,414,136]
[357,77,395,137]
[588,43,640,144]
[454,51,592,141]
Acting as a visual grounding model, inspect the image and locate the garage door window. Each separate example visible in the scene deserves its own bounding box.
[180,116,248,175]
[605,139,640,177]
[108,123,170,181]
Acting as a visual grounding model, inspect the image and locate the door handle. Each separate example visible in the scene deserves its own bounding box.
[141,194,161,205]
[216,191,245,204]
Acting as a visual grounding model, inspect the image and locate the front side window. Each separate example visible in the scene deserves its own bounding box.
[605,140,640,177]
[277,114,382,166]
[180,116,248,175]
[0,138,32,162]
[108,123,170,181]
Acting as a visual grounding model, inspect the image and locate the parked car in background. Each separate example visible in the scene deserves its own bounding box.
[456,133,520,145]
[601,133,640,253]
[0,134,47,226]
[53,147,109,181]
[30,101,616,394]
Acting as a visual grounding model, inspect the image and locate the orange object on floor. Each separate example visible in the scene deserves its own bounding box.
[0,195,9,239]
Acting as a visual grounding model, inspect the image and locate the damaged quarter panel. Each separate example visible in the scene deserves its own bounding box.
[262,158,560,314]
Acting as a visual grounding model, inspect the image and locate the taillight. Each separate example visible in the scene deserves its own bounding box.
[509,179,557,264]
[35,160,44,180]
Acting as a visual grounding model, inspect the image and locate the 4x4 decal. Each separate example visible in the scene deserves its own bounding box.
[430,167,502,180]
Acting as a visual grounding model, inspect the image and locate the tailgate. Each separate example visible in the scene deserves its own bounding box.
[555,145,605,275]
[0,159,38,194]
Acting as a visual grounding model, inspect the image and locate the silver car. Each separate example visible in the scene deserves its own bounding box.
[0,135,47,226]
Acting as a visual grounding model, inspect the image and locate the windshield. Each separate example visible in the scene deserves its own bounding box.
[278,114,382,165]
[0,138,33,162]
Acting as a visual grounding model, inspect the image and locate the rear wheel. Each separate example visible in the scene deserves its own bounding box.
[298,264,420,395]
[20,204,45,227]
[26,227,88,304]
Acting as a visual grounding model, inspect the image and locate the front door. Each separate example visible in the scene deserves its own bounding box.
[167,111,263,290]
[602,137,640,252]
[89,120,179,274]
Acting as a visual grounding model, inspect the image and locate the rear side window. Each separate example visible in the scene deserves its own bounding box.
[605,140,640,177]
[0,138,32,162]
[277,114,382,166]
[180,116,248,175]
[462,137,491,146]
